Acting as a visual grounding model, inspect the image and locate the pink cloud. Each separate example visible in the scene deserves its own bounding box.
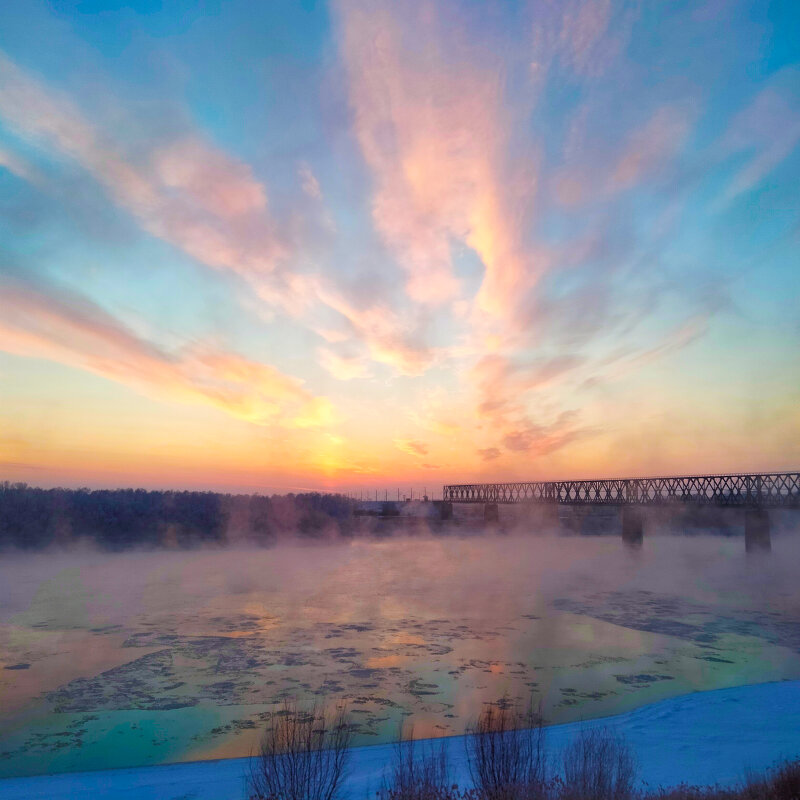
[394,438,429,457]
[611,106,692,190]
[471,353,584,426]
[0,51,284,286]
[0,50,438,380]
[561,0,615,76]
[337,0,538,316]
[466,353,590,460]
[0,275,332,428]
[502,410,584,455]
[530,0,637,82]
[314,279,434,375]
[477,447,502,461]
[151,135,268,219]
[553,104,692,207]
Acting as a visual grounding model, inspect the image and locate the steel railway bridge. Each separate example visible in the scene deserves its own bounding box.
[442,471,800,551]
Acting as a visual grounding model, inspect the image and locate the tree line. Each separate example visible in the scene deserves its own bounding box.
[0,482,356,551]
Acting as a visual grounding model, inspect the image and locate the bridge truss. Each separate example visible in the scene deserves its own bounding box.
[443,471,800,507]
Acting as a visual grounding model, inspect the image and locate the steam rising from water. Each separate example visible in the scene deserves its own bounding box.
[1,526,799,777]
[3,527,799,623]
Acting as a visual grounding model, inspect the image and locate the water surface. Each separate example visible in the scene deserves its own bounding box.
[1,532,799,777]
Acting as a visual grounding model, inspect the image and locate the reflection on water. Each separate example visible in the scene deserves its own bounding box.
[1,532,800,777]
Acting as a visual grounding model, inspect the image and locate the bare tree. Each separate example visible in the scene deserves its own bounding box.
[560,727,637,800]
[465,698,548,800]
[248,699,352,800]
[380,727,453,800]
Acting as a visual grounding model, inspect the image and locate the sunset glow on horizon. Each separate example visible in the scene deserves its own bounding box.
[1,0,798,494]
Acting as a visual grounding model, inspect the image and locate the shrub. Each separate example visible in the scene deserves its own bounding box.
[560,727,637,800]
[738,758,800,800]
[248,700,352,800]
[465,699,548,800]
[380,731,455,800]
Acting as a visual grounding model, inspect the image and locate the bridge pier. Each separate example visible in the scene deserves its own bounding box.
[621,505,644,547]
[541,501,560,531]
[745,507,771,553]
[439,501,453,521]
[484,502,499,524]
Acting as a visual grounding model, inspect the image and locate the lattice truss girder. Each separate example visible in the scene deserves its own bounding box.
[443,472,800,507]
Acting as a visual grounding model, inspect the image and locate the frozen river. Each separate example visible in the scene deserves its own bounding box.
[2,531,800,778]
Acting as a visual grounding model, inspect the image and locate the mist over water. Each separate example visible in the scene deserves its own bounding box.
[2,527,800,778]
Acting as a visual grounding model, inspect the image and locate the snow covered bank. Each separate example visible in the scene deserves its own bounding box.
[2,681,799,800]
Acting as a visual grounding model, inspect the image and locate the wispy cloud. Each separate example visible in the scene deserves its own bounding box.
[717,74,800,206]
[502,410,586,455]
[0,52,287,284]
[0,49,436,381]
[471,354,584,423]
[529,0,637,81]
[477,447,502,461]
[0,144,37,182]
[408,389,462,436]
[467,354,589,459]
[337,0,538,316]
[394,438,429,457]
[333,0,740,469]
[554,104,693,206]
[0,274,333,428]
[317,346,370,380]
[314,279,435,375]
[298,162,323,200]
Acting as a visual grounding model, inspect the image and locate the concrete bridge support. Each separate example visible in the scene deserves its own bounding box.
[745,507,771,553]
[621,505,644,547]
[484,502,500,524]
[439,501,453,521]
[541,501,560,531]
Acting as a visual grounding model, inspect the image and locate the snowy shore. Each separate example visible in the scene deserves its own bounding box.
[2,680,799,800]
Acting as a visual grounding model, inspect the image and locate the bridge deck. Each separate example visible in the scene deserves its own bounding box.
[443,471,800,507]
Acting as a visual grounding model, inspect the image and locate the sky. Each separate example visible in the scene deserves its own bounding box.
[0,0,798,495]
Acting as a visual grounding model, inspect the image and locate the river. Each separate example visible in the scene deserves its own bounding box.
[1,531,799,778]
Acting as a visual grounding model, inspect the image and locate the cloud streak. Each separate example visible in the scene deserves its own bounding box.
[0,49,437,382]
[337,0,539,317]
[717,75,800,206]
[0,52,287,283]
[317,346,370,381]
[394,438,429,457]
[0,274,332,428]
